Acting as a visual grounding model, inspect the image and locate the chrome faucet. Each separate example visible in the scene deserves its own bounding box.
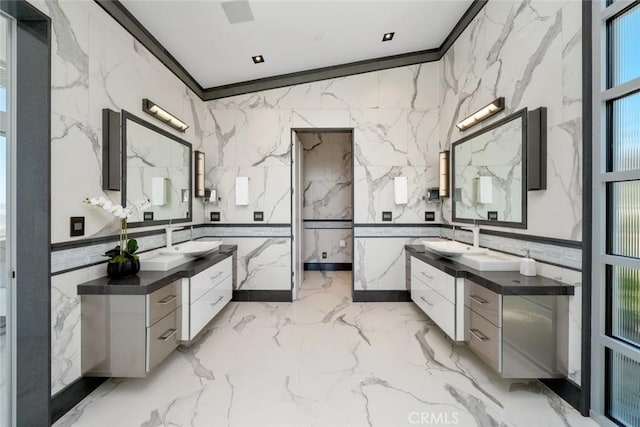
[451,225,456,242]
[165,223,184,248]
[461,220,481,248]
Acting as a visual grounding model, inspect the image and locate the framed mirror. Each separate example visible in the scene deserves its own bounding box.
[122,110,192,226]
[451,109,527,228]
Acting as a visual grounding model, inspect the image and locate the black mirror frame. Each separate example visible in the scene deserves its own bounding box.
[121,110,193,228]
[451,108,528,229]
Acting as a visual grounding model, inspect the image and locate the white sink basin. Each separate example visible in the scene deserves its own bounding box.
[423,240,488,257]
[140,253,189,271]
[160,240,222,258]
[457,251,521,271]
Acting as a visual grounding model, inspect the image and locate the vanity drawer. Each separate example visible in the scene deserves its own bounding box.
[189,275,232,340]
[465,280,501,326]
[190,257,232,304]
[146,280,180,327]
[465,307,502,373]
[146,307,180,373]
[412,280,456,340]
[411,258,456,303]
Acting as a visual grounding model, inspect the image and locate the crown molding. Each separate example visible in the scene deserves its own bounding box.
[95,0,487,100]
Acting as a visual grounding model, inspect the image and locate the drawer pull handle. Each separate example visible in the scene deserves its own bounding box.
[158,328,177,341]
[158,295,177,304]
[210,271,224,281]
[469,295,488,305]
[468,328,489,341]
[211,296,224,307]
[420,296,434,307]
[420,271,434,280]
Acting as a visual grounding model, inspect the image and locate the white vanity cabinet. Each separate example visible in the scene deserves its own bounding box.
[410,257,465,341]
[180,256,233,342]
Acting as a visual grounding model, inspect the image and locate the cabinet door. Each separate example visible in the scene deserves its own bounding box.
[190,257,232,304]
[411,278,456,339]
[411,257,456,303]
[189,275,232,340]
[146,308,179,373]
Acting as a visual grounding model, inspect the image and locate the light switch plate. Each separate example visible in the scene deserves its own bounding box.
[70,217,85,237]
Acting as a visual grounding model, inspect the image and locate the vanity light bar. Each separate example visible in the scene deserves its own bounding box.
[142,99,189,133]
[456,97,505,131]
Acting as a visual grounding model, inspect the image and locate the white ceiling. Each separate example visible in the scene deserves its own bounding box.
[120,0,472,88]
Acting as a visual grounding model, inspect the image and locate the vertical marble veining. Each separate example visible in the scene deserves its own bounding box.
[439,0,582,241]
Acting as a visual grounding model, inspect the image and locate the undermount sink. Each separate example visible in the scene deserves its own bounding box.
[139,252,189,271]
[457,251,521,271]
[423,240,488,257]
[160,240,222,258]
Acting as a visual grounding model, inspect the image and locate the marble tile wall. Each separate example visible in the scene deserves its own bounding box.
[299,132,352,220]
[303,226,352,264]
[439,0,583,241]
[31,0,206,245]
[203,62,442,227]
[200,237,291,291]
[298,131,353,264]
[51,264,109,395]
[43,0,586,400]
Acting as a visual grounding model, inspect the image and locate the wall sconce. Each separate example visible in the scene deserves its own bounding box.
[102,109,121,191]
[439,151,449,198]
[142,99,189,132]
[194,151,205,197]
[456,97,505,131]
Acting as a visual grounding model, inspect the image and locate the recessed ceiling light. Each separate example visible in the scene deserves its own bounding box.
[252,55,264,64]
[382,32,395,42]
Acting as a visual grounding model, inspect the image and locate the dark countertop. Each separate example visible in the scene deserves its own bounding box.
[77,245,237,296]
[405,244,574,296]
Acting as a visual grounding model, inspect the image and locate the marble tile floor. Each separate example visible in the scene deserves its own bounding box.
[55,271,598,427]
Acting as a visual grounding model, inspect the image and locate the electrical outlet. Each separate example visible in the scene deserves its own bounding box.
[210,211,220,222]
[143,211,154,221]
[382,211,392,221]
[488,211,498,221]
[424,211,435,221]
[253,211,264,221]
[322,252,327,259]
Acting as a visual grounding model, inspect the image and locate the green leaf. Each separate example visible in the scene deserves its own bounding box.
[127,239,139,255]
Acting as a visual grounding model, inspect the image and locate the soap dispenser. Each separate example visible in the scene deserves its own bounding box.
[520,250,537,277]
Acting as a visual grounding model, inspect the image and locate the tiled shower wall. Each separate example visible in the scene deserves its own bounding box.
[299,132,353,265]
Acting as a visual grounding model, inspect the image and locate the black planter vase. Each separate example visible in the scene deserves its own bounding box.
[107,258,140,279]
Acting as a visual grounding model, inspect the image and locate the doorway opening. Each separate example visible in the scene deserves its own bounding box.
[291,129,354,300]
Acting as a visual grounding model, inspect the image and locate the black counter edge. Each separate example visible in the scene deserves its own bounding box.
[406,246,575,296]
[76,249,236,296]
